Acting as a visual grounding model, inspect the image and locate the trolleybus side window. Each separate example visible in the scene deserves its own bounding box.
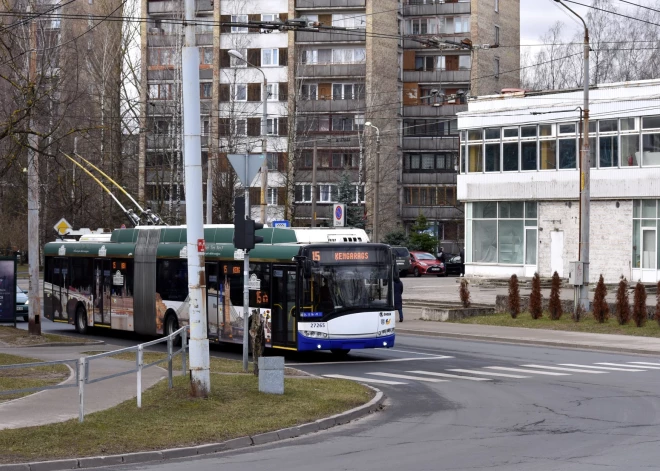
[70,258,93,294]
[156,259,188,302]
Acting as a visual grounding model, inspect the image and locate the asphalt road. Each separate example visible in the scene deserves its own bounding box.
[57,329,659,471]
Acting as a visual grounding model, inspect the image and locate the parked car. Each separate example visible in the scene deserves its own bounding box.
[391,246,411,277]
[16,286,28,321]
[444,254,464,276]
[409,251,446,277]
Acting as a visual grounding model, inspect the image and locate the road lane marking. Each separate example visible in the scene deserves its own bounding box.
[323,374,407,385]
[521,364,608,374]
[389,349,449,357]
[287,356,453,366]
[407,370,491,381]
[484,367,570,376]
[628,362,660,366]
[596,362,660,370]
[559,363,646,372]
[447,369,529,379]
[366,372,448,382]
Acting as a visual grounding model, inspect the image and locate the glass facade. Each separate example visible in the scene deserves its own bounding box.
[460,115,660,174]
[632,200,660,270]
[467,201,538,265]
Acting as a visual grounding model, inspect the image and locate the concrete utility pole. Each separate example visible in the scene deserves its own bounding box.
[365,122,380,243]
[26,2,41,336]
[311,141,317,227]
[182,0,210,396]
[555,0,590,311]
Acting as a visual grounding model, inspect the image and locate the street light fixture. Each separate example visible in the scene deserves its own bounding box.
[553,0,591,311]
[364,122,380,243]
[227,49,269,225]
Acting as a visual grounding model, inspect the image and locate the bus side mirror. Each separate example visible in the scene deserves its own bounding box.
[303,259,312,277]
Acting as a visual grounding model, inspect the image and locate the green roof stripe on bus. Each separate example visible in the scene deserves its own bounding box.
[44,243,136,257]
[110,227,298,245]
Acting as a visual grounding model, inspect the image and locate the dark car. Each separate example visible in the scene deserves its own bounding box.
[391,246,411,277]
[444,254,464,276]
[409,251,446,277]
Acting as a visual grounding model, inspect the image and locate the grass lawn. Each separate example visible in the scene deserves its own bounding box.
[83,351,305,376]
[0,374,372,464]
[0,326,87,346]
[0,353,70,402]
[455,311,660,337]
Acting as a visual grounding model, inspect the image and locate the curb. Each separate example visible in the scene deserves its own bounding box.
[0,387,384,470]
[397,328,660,356]
[12,341,105,348]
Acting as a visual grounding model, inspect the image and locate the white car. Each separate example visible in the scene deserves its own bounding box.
[16,286,28,321]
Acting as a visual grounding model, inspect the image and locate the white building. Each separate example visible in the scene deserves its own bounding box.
[457,79,660,284]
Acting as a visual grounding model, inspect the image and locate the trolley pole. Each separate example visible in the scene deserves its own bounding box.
[182,0,210,396]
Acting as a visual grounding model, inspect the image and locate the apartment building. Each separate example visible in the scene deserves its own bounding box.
[139,0,519,236]
[400,0,519,250]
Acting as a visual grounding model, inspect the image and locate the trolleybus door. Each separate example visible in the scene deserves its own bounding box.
[205,262,221,340]
[51,257,68,321]
[271,265,298,348]
[93,259,112,325]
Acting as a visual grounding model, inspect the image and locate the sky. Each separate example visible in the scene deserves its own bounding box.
[520,0,593,45]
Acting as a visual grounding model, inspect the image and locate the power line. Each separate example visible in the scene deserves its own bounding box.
[566,0,660,28]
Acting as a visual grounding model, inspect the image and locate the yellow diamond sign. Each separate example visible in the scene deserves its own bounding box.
[54,218,72,235]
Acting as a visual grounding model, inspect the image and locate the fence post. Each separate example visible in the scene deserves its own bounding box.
[182,328,188,376]
[137,345,143,408]
[78,357,86,423]
[167,335,173,389]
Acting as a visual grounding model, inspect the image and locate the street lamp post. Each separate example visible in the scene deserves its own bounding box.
[228,50,268,225]
[554,0,590,311]
[365,122,380,243]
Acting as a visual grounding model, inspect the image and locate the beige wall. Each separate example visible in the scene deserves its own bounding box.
[471,0,520,96]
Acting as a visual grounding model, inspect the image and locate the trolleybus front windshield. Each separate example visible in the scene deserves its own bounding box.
[303,246,393,317]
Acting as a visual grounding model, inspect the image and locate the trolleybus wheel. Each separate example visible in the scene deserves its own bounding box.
[330,348,351,357]
[75,305,88,335]
[164,313,181,346]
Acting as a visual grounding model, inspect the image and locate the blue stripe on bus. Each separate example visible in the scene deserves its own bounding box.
[296,333,395,352]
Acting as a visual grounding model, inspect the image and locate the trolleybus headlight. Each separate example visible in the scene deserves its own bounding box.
[323,333,328,338]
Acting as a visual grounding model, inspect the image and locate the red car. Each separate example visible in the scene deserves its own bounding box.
[409,251,446,277]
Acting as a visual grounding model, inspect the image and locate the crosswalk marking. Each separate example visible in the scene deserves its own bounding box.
[406,370,491,381]
[484,366,570,376]
[559,363,646,372]
[447,369,529,379]
[323,374,407,385]
[628,362,660,367]
[367,372,448,382]
[520,364,607,374]
[597,362,660,370]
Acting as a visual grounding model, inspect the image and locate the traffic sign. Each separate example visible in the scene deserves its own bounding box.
[54,218,72,235]
[272,220,290,228]
[333,204,346,227]
[227,154,265,187]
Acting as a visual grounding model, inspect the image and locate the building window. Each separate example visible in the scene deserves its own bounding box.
[494,57,500,78]
[319,185,336,202]
[495,25,500,45]
[467,201,537,265]
[201,82,212,98]
[458,55,471,70]
[231,15,248,33]
[233,84,247,101]
[201,48,213,65]
[261,13,279,33]
[267,188,278,205]
[266,118,278,135]
[407,18,429,35]
[599,119,618,168]
[262,48,279,66]
[235,119,247,136]
[295,184,312,203]
[266,153,278,171]
[332,13,366,29]
[301,84,318,100]
[266,83,278,101]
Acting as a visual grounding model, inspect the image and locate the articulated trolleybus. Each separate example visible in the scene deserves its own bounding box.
[43,226,396,354]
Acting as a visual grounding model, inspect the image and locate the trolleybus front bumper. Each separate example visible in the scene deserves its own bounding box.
[297,333,395,352]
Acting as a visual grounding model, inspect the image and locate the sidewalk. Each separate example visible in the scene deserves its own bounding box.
[397,320,660,355]
[0,345,166,430]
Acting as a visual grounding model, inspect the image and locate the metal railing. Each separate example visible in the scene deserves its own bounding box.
[0,326,188,423]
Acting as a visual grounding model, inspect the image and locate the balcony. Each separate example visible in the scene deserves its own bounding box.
[402,1,470,16]
[296,63,366,79]
[402,172,457,185]
[148,1,178,15]
[403,70,470,83]
[295,0,365,8]
[147,135,175,150]
[196,0,212,13]
[402,206,463,221]
[403,35,469,49]
[296,29,366,43]
[402,136,458,151]
[298,99,365,113]
[298,134,361,148]
[403,104,467,118]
